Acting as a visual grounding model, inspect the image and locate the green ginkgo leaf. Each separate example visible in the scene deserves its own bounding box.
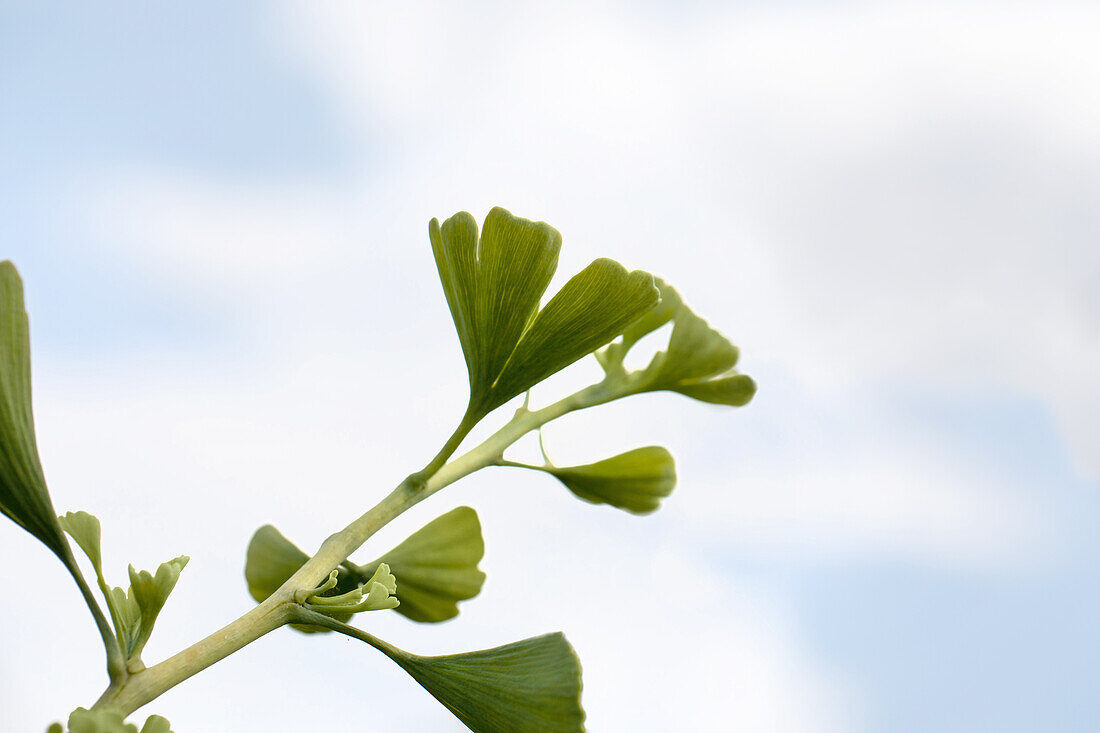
[603,277,757,407]
[366,505,486,623]
[126,556,189,661]
[381,633,584,733]
[431,208,561,420]
[431,208,658,424]
[245,506,487,629]
[0,262,69,561]
[295,609,585,733]
[529,446,677,515]
[59,511,104,578]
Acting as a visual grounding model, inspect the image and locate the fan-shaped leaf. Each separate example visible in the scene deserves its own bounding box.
[59,511,103,577]
[368,505,486,623]
[430,207,561,419]
[296,611,585,733]
[537,446,676,515]
[383,632,584,733]
[0,263,68,560]
[430,208,658,422]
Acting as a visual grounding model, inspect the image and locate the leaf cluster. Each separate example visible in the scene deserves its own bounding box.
[60,511,188,670]
[247,506,486,629]
[240,208,755,732]
[1,208,756,733]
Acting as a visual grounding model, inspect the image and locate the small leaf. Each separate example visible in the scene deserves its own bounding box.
[607,277,757,407]
[59,511,104,577]
[369,505,486,623]
[138,716,172,733]
[47,724,62,733]
[126,555,189,660]
[538,446,677,515]
[430,208,658,421]
[0,262,69,561]
[361,578,401,611]
[364,562,397,595]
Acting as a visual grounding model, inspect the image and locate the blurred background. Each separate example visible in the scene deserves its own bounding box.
[2,1,1098,731]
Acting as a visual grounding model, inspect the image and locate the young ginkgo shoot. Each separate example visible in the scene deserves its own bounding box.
[0,207,755,732]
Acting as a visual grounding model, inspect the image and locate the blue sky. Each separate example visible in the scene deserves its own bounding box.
[2,2,1099,731]
[1,1,345,351]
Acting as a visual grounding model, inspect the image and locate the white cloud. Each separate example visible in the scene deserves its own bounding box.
[96,0,1100,472]
[271,0,1100,477]
[678,453,1041,566]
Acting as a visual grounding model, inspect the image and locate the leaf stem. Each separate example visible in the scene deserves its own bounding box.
[497,459,540,470]
[290,606,390,652]
[414,407,479,481]
[64,549,127,682]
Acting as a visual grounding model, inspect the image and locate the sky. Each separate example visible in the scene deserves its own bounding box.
[1,1,1098,731]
